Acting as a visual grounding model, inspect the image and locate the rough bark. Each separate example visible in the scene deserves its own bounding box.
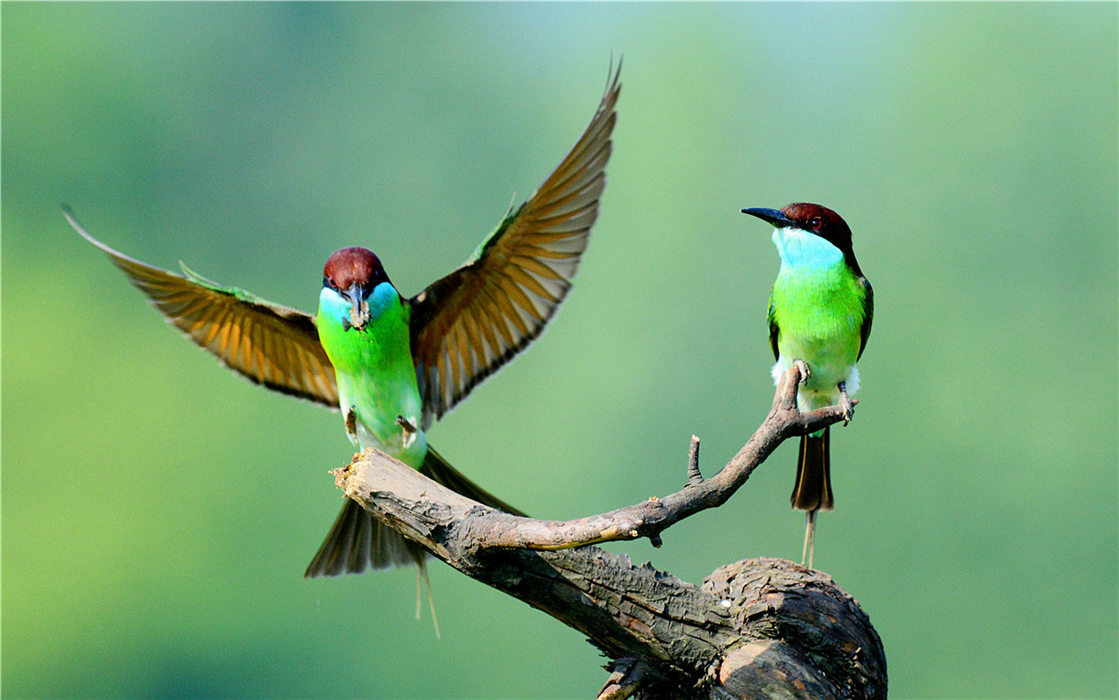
[331,366,887,697]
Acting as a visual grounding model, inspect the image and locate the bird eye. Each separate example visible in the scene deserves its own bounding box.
[810,217,823,230]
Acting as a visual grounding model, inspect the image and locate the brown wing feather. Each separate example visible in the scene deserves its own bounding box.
[65,208,339,408]
[409,63,621,428]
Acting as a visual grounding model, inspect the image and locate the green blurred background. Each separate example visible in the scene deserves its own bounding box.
[4,3,1116,698]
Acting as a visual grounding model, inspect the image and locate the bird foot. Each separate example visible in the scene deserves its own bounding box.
[344,408,359,442]
[838,382,854,425]
[794,359,811,384]
[396,415,418,448]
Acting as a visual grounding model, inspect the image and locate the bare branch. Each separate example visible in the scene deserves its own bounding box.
[341,365,853,553]
[329,364,883,696]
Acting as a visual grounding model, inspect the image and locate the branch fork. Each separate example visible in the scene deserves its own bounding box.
[337,364,854,554]
[329,365,883,696]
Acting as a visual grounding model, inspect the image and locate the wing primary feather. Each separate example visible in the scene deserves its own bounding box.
[509,254,565,281]
[408,63,620,425]
[64,207,340,408]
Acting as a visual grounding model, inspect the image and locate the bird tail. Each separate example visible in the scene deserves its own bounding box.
[303,498,425,577]
[303,444,523,579]
[419,445,526,517]
[790,428,834,512]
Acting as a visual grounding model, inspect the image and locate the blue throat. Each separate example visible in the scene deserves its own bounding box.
[773,227,844,271]
[319,281,399,327]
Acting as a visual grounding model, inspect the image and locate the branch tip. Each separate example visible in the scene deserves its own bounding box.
[687,435,703,485]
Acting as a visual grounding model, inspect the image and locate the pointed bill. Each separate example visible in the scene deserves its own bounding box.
[408,62,621,428]
[65,207,340,408]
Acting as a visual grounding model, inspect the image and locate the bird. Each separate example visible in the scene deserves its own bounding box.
[741,203,872,569]
[65,64,620,604]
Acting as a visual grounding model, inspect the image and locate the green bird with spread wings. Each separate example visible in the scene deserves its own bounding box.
[67,66,620,598]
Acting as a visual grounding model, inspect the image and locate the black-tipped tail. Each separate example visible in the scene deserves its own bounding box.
[304,446,523,578]
[791,428,834,512]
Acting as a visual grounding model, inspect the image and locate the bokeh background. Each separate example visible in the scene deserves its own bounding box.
[4,3,1116,698]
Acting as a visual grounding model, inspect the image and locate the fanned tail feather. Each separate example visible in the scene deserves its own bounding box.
[303,499,423,577]
[303,445,522,578]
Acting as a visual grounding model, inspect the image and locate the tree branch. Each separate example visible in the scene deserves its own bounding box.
[330,365,885,696]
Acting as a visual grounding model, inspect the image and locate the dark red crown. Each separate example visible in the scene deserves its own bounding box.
[322,247,388,294]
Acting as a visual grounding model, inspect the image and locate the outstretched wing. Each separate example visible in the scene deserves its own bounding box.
[66,208,339,408]
[408,63,621,428]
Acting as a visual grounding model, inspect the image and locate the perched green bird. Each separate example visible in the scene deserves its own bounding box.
[66,66,620,590]
[741,203,873,568]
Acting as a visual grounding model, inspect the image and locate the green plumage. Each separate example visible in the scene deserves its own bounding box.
[315,281,427,467]
[306,279,525,579]
[68,64,622,586]
[743,202,873,567]
[769,263,871,415]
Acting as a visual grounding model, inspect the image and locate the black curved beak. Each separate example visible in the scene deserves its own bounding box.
[741,207,793,228]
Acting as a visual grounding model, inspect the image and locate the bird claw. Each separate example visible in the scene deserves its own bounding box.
[794,359,811,384]
[838,383,854,425]
[344,407,359,442]
[396,415,418,448]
